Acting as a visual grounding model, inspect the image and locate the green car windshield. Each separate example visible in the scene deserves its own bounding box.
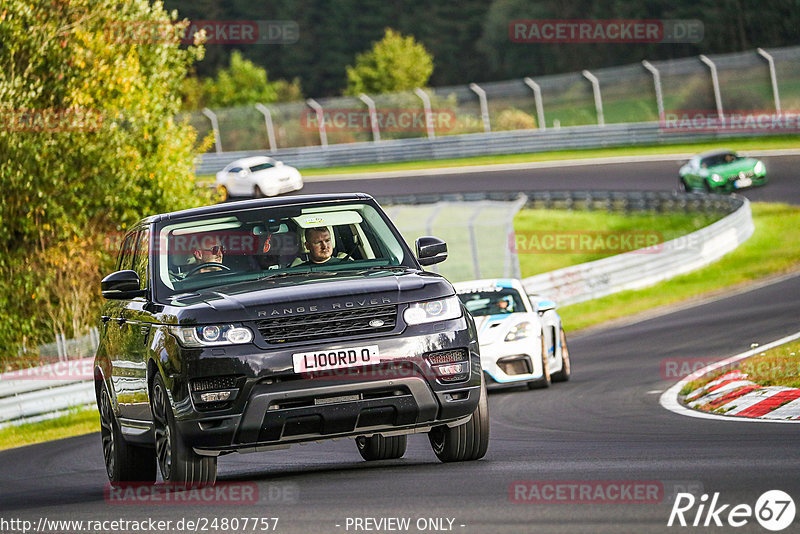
[701,152,740,168]
[155,201,415,297]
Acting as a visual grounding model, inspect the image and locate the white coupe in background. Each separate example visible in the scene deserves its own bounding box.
[215,156,303,200]
[454,278,571,389]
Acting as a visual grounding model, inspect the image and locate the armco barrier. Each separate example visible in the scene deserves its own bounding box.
[521,194,753,305]
[196,121,783,175]
[0,191,752,425]
[0,357,95,426]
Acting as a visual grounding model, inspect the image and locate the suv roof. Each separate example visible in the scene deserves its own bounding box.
[141,193,373,224]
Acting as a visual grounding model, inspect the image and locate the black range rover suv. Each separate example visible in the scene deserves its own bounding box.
[96,193,488,485]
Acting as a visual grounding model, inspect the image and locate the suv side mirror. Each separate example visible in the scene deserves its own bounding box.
[416,236,447,266]
[101,270,145,300]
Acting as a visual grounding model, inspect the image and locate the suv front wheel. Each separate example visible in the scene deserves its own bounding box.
[428,378,489,462]
[151,374,217,486]
[99,385,156,485]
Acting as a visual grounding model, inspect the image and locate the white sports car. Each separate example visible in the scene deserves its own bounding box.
[454,278,570,389]
[215,156,303,200]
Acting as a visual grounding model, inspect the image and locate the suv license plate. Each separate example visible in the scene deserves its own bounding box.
[293,345,380,373]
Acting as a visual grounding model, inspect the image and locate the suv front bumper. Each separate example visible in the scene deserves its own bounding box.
[168,317,481,454]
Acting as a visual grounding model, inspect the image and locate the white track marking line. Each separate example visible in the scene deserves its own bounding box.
[659,330,800,423]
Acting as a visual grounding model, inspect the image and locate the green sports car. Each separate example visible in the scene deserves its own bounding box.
[678,149,767,193]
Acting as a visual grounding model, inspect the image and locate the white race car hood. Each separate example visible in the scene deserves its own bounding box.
[473,314,520,345]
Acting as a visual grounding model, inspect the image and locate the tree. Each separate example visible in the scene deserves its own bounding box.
[181,51,302,110]
[345,28,434,95]
[0,0,209,357]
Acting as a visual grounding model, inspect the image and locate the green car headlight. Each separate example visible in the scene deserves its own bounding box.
[710,173,725,183]
[754,161,765,175]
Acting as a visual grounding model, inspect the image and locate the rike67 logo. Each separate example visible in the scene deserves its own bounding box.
[668,490,795,531]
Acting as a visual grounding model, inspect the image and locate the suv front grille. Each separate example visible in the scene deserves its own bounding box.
[257,304,397,344]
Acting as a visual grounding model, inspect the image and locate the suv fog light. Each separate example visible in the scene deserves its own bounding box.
[434,363,466,377]
[199,391,232,402]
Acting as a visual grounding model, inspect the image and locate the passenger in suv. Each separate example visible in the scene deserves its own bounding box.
[96,193,489,486]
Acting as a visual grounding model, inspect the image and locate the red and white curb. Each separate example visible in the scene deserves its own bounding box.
[660,331,800,423]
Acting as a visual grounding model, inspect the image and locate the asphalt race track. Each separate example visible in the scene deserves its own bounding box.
[300,154,800,205]
[1,154,799,533]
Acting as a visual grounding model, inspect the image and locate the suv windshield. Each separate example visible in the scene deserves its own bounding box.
[155,201,414,297]
[457,287,527,316]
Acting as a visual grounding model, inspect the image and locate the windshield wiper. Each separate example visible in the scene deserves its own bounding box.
[256,271,312,281]
[354,265,410,274]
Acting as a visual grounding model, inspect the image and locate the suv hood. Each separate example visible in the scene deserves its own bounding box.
[161,270,454,324]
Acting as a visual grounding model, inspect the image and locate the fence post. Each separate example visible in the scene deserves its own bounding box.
[201,108,223,154]
[757,48,782,113]
[358,93,381,143]
[699,55,724,119]
[523,77,546,130]
[56,332,66,362]
[504,195,528,279]
[255,104,277,153]
[305,99,328,148]
[581,70,605,127]
[641,60,665,119]
[413,88,436,139]
[467,204,485,279]
[469,83,491,133]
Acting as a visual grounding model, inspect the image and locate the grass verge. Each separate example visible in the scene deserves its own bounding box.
[195,135,798,182]
[556,202,800,332]
[0,407,98,451]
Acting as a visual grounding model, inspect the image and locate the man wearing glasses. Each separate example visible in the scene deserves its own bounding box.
[190,237,226,274]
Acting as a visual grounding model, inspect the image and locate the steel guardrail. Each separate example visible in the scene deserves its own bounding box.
[195,121,783,175]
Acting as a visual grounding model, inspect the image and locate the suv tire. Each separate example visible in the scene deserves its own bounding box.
[151,374,217,486]
[99,385,156,485]
[356,434,407,461]
[428,378,489,462]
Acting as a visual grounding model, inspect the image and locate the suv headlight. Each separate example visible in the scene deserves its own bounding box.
[403,296,462,325]
[169,325,253,347]
[505,322,533,342]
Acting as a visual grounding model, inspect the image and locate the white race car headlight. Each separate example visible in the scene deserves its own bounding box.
[404,296,462,325]
[505,322,533,342]
[754,161,765,175]
[170,325,253,347]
